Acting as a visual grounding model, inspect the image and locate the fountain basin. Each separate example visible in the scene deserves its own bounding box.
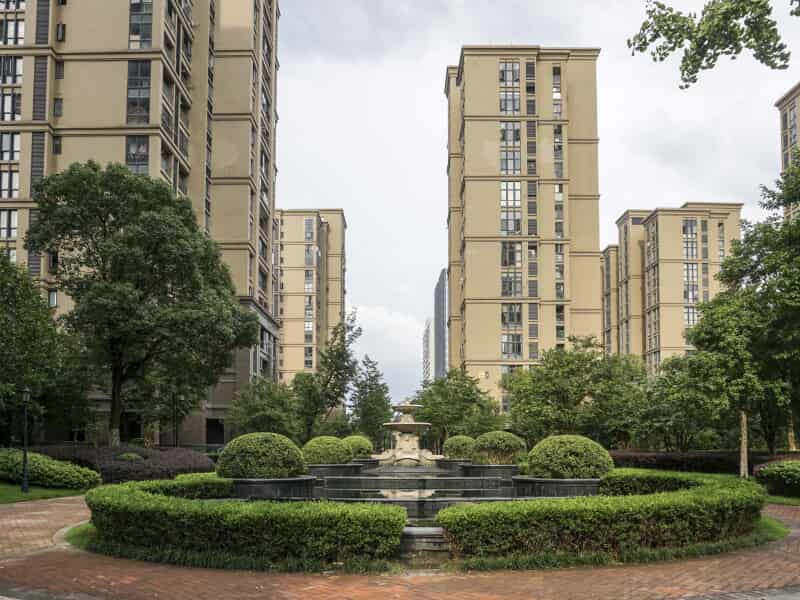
[232,476,316,500]
[384,422,433,434]
[512,476,600,497]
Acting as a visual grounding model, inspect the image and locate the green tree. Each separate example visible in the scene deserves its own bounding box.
[227,377,300,443]
[25,162,258,446]
[644,353,728,452]
[629,0,799,88]
[414,369,504,453]
[292,372,326,444]
[350,355,392,448]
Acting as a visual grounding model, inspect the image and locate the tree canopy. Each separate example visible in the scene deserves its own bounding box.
[350,355,392,448]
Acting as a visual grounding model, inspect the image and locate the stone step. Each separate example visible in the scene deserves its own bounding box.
[323,488,503,499]
[322,476,505,490]
[400,526,449,559]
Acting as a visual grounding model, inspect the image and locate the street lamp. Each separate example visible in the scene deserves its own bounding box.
[21,386,30,493]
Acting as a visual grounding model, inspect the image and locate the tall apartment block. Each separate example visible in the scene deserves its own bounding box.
[777,82,798,220]
[600,245,618,355]
[602,202,742,372]
[276,209,346,382]
[445,46,603,405]
[433,267,448,379]
[422,318,432,383]
[0,0,281,445]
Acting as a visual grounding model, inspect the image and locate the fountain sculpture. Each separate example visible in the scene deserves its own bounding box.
[373,403,441,466]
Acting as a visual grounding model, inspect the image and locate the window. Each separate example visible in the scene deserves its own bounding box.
[501,303,522,328]
[500,181,521,234]
[555,221,564,239]
[501,270,522,297]
[501,333,522,359]
[304,217,313,241]
[527,121,536,139]
[527,241,538,260]
[684,306,698,327]
[555,262,564,280]
[528,302,539,321]
[0,166,18,198]
[552,65,561,95]
[500,150,520,175]
[527,218,537,236]
[553,100,562,119]
[52,135,62,154]
[682,218,697,259]
[0,55,21,83]
[127,60,151,124]
[683,263,698,303]
[55,23,66,42]
[53,97,63,117]
[0,91,20,121]
[717,222,725,260]
[501,241,521,267]
[0,132,19,160]
[129,0,153,49]
[0,17,23,45]
[304,245,314,266]
[527,158,536,175]
[555,243,564,263]
[0,208,16,238]
[527,140,536,155]
[525,61,535,81]
[499,91,520,115]
[304,346,313,369]
[304,269,313,292]
[304,320,313,343]
[526,99,535,115]
[54,60,64,80]
[555,282,565,299]
[528,279,538,297]
[500,121,520,146]
[529,341,539,360]
[125,135,149,174]
[304,295,313,319]
[499,61,519,86]
[0,1,26,9]
[47,289,57,308]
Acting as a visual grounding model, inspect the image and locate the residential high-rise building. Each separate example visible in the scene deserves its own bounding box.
[777,82,799,220]
[0,0,281,445]
[422,318,432,383]
[600,245,618,355]
[445,45,602,406]
[433,267,447,379]
[603,202,742,372]
[276,208,346,382]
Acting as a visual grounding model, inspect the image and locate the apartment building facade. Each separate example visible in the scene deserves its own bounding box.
[0,0,281,445]
[433,267,447,379]
[276,208,346,382]
[445,45,602,405]
[602,203,742,372]
[422,318,432,383]
[777,82,799,220]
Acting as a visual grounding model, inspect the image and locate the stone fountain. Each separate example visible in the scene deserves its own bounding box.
[373,403,441,466]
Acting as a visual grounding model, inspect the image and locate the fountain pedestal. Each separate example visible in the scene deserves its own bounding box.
[373,403,441,466]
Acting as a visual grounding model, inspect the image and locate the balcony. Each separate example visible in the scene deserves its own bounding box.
[178,127,189,158]
[161,107,174,137]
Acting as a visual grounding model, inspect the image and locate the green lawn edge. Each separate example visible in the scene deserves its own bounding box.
[0,482,84,504]
[767,495,800,506]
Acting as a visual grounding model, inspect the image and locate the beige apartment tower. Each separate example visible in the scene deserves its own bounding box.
[445,46,603,406]
[603,203,742,372]
[777,82,798,220]
[277,209,346,382]
[0,0,281,445]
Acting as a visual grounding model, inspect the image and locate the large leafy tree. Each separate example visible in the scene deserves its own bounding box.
[227,377,300,443]
[414,369,504,453]
[26,162,258,446]
[629,0,799,88]
[350,355,392,448]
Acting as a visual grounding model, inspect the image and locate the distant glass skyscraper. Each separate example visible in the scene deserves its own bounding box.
[433,268,448,379]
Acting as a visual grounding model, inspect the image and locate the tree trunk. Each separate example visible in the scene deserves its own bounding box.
[789,413,797,452]
[739,411,749,479]
[109,368,124,447]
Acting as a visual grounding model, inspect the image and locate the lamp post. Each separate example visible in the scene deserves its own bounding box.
[21,386,30,493]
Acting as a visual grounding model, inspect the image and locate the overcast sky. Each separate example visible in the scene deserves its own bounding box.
[275,1,800,402]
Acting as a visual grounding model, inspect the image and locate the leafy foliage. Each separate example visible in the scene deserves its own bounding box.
[608,450,794,474]
[527,435,614,479]
[628,0,796,88]
[216,432,306,479]
[342,435,373,459]
[350,355,392,448]
[85,473,407,567]
[302,436,353,465]
[227,378,300,442]
[0,448,101,489]
[472,431,526,465]
[756,460,800,496]
[442,435,476,460]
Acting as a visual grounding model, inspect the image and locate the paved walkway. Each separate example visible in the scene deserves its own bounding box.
[1,497,799,599]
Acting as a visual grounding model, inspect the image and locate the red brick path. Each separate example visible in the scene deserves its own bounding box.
[0,497,799,600]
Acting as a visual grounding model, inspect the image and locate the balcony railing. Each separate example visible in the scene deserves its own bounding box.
[178,128,189,158]
[161,107,174,136]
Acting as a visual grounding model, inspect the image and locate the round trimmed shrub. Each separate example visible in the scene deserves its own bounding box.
[302,436,353,465]
[342,435,373,459]
[472,431,526,465]
[0,448,101,489]
[443,435,476,460]
[216,432,306,479]
[756,460,800,497]
[116,452,144,462]
[527,435,614,479]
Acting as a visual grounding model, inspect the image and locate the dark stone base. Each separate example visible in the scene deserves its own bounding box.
[232,476,317,500]
[435,458,470,472]
[351,458,380,469]
[461,464,519,481]
[308,464,364,478]
[512,476,601,497]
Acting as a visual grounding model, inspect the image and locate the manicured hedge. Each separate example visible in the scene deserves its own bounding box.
[302,436,353,465]
[443,435,476,460]
[527,435,614,479]
[472,431,526,465]
[32,445,214,483]
[85,473,406,568]
[609,450,799,474]
[0,448,101,489]
[436,469,764,558]
[755,460,800,497]
[217,433,305,479]
[342,435,373,459]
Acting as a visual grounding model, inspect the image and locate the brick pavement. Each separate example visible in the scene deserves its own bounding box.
[0,497,799,600]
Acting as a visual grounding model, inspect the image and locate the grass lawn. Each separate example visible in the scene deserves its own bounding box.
[0,482,83,504]
[65,522,94,549]
[767,495,800,506]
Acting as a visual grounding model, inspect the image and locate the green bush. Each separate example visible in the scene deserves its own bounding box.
[116,452,144,462]
[302,436,353,465]
[443,435,476,460]
[0,448,101,489]
[756,460,800,497]
[527,435,614,479]
[85,473,406,569]
[342,435,373,459]
[472,431,526,465]
[436,469,764,558]
[216,432,306,479]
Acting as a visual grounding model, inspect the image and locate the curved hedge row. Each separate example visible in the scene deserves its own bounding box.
[436,469,764,558]
[756,460,800,497]
[0,448,101,489]
[85,473,406,569]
